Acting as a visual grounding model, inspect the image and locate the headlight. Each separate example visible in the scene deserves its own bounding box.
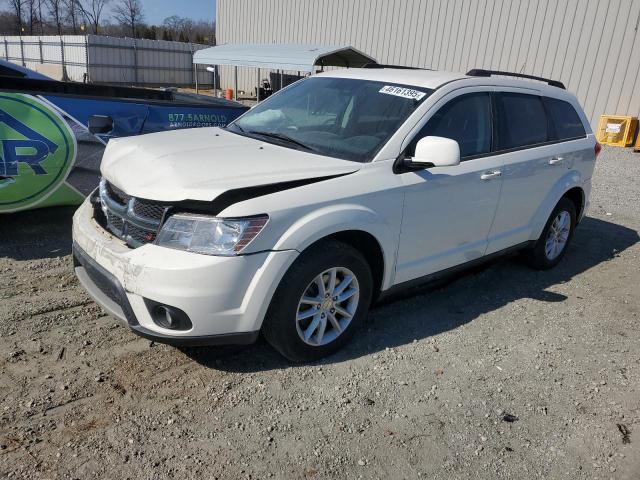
[155,213,269,256]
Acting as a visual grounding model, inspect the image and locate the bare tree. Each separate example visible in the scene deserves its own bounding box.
[37,0,44,33]
[161,15,215,44]
[77,0,108,34]
[6,0,26,34]
[63,0,80,33]
[25,0,39,33]
[46,0,63,34]
[112,0,143,37]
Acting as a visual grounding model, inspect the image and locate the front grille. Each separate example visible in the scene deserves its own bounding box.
[132,199,166,222]
[126,223,157,244]
[106,210,124,234]
[98,180,168,248]
[106,182,130,205]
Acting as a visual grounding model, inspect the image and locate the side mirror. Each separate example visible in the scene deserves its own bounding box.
[88,115,113,135]
[406,136,460,169]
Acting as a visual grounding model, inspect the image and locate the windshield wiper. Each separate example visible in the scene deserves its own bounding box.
[231,122,245,133]
[247,130,318,152]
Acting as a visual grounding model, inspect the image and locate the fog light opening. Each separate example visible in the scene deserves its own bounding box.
[156,306,177,329]
[145,300,192,331]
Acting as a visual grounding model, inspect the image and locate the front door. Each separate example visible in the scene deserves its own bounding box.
[394,91,503,284]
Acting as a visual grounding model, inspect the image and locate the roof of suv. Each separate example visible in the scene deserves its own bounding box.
[316,67,570,97]
[317,67,466,89]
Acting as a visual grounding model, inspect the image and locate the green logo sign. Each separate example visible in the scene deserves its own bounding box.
[0,94,76,212]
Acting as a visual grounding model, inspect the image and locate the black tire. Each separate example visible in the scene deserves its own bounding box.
[262,240,373,362]
[524,197,576,270]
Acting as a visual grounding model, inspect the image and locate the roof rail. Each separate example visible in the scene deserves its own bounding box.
[466,69,566,89]
[362,63,425,70]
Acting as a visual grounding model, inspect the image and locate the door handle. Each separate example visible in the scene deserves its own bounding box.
[549,156,564,165]
[480,170,502,180]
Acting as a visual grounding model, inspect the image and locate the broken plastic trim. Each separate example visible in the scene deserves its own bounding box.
[168,172,354,217]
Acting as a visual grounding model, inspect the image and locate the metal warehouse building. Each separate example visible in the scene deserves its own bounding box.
[216,0,640,128]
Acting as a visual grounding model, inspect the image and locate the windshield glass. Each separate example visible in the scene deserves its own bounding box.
[228,77,432,162]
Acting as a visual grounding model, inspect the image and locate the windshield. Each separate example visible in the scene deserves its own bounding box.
[228,77,432,162]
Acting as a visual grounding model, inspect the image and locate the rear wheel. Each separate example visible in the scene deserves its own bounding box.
[524,197,576,270]
[263,240,373,362]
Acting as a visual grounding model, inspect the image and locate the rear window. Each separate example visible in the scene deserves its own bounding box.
[496,93,549,150]
[544,97,586,140]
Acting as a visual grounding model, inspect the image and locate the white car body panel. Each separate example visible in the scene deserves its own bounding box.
[101,127,360,202]
[394,155,503,283]
[72,67,597,345]
[393,85,503,282]
[221,160,404,290]
[486,138,594,253]
[73,199,299,335]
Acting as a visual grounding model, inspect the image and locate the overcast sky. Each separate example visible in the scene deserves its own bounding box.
[135,0,215,25]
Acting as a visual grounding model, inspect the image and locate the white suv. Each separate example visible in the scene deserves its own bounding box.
[73,67,598,361]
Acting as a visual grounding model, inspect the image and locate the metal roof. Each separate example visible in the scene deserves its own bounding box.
[192,43,377,72]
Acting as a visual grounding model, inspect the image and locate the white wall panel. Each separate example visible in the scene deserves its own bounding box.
[1,35,87,81]
[218,0,640,127]
[1,35,212,87]
[86,35,211,86]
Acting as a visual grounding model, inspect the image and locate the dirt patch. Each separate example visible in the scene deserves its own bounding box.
[1,147,639,479]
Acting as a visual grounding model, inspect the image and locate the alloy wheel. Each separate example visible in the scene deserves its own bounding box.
[544,210,571,260]
[295,267,360,346]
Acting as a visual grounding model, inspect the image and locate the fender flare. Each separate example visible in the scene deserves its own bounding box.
[273,204,397,289]
[530,169,585,241]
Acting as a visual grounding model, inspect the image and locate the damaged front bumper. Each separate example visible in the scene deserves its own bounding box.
[72,198,298,345]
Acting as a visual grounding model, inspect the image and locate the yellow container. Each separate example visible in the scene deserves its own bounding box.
[596,115,638,147]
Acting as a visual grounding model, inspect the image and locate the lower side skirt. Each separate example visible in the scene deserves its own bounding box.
[378,241,534,303]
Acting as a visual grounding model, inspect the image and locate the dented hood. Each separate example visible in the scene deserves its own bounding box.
[100,127,360,202]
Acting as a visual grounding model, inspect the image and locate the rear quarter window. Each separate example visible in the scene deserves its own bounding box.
[496,93,549,150]
[544,97,586,140]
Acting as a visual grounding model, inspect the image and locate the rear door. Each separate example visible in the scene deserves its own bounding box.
[485,90,573,254]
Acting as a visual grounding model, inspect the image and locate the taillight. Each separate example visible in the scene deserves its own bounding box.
[594,142,602,158]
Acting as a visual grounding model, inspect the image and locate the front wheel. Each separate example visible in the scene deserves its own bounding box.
[262,240,373,362]
[524,197,576,270]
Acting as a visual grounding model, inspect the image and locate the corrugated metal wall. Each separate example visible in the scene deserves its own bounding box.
[1,35,214,86]
[87,35,212,86]
[1,35,88,81]
[217,0,640,128]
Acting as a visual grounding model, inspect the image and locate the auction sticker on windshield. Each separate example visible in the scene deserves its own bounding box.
[0,93,77,212]
[379,85,426,101]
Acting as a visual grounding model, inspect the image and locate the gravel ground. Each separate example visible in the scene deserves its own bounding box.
[1,146,639,479]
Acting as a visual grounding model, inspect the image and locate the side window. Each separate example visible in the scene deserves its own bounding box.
[544,97,586,140]
[496,93,549,150]
[409,92,492,159]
